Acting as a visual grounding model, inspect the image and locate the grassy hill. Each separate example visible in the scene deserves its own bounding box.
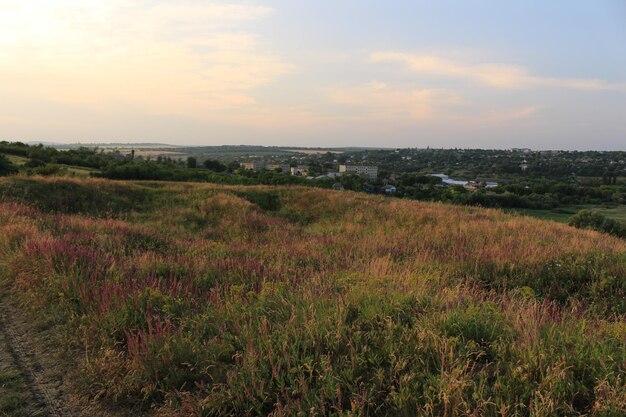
[0,176,624,416]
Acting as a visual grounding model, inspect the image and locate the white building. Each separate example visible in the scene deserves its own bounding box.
[339,164,378,180]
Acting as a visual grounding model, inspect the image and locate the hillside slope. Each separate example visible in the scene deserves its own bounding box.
[0,176,624,416]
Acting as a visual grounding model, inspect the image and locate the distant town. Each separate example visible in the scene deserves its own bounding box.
[1,142,625,227]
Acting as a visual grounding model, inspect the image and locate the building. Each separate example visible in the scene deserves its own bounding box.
[241,162,265,172]
[266,163,291,172]
[520,160,529,171]
[332,183,345,190]
[290,165,309,176]
[382,185,397,194]
[339,164,378,180]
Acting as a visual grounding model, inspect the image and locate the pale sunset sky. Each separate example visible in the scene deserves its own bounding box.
[1,1,625,149]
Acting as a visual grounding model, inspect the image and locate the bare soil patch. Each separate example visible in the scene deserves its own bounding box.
[0,294,134,417]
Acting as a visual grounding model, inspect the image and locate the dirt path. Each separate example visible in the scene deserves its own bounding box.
[0,301,60,416]
[0,294,130,417]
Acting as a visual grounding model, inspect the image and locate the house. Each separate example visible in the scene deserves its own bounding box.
[339,164,378,180]
[266,163,291,172]
[241,162,265,171]
[520,160,529,171]
[382,185,397,194]
[290,165,309,176]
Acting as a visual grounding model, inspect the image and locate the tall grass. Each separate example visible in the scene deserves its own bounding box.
[0,176,624,416]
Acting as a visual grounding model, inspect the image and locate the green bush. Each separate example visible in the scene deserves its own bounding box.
[233,190,282,211]
[0,154,18,176]
[569,209,626,238]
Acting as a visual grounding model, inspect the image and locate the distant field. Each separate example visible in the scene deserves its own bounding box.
[81,145,182,150]
[509,204,626,223]
[97,148,185,157]
[65,165,100,176]
[594,205,626,222]
[282,148,344,154]
[198,150,296,159]
[133,150,185,157]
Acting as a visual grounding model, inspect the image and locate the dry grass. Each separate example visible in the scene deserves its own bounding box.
[0,176,624,416]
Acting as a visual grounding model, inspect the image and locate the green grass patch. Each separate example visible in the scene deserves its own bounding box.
[2,154,29,167]
[0,370,31,417]
[508,204,626,224]
[65,165,101,176]
[0,177,157,216]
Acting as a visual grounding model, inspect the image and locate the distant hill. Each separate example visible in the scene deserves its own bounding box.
[55,142,182,149]
[24,142,390,151]
[26,140,67,146]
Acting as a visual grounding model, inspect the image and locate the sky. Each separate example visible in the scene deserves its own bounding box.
[1,0,625,150]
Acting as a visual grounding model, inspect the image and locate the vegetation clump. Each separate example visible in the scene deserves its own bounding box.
[569,209,626,239]
[0,154,18,176]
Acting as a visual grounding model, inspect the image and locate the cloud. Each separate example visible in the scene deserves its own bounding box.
[370,52,626,91]
[0,1,289,120]
[325,80,547,129]
[327,81,463,122]
[483,105,544,122]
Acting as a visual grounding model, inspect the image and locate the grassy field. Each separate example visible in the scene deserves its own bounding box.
[0,176,624,416]
[3,154,29,166]
[0,371,31,416]
[65,165,101,176]
[1,152,100,177]
[509,204,626,224]
[594,205,626,222]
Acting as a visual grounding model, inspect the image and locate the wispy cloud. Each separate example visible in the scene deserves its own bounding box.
[325,79,546,128]
[370,52,626,91]
[0,1,289,119]
[483,105,544,122]
[328,81,462,122]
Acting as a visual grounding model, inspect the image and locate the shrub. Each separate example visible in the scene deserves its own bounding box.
[440,303,511,361]
[569,209,626,238]
[0,154,18,176]
[233,190,282,211]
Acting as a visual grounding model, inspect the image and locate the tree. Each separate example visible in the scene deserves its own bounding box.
[226,161,240,172]
[203,159,226,172]
[187,157,197,169]
[0,154,18,176]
